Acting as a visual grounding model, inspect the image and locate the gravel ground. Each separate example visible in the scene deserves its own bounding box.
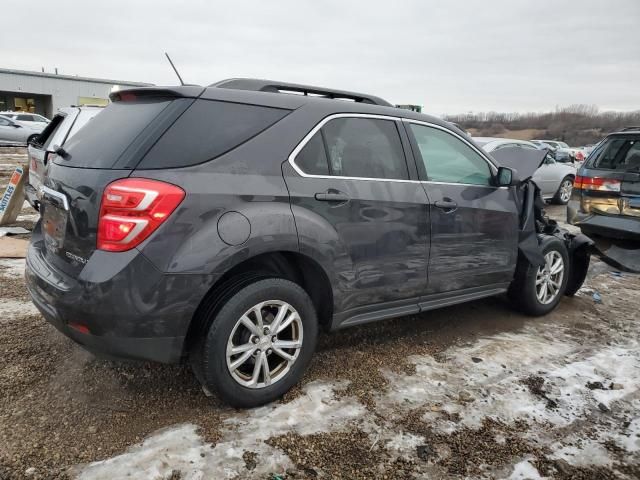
[0,149,638,479]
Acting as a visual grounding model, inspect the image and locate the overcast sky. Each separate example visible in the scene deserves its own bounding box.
[3,0,639,115]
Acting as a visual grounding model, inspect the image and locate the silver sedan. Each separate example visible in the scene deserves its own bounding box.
[0,115,44,145]
[473,137,577,204]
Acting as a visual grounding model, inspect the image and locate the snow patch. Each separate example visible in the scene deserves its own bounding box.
[0,258,25,278]
[0,299,39,320]
[507,459,545,479]
[74,381,366,479]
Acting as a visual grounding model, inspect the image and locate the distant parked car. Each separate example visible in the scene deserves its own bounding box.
[0,111,50,128]
[0,114,44,145]
[568,127,640,239]
[531,140,569,152]
[474,137,577,204]
[25,106,104,209]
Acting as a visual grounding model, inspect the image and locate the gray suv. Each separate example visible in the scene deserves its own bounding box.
[26,80,591,407]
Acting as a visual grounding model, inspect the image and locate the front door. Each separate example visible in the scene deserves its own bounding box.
[405,121,519,295]
[283,115,430,316]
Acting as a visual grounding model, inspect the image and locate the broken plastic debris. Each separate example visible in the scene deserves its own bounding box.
[592,292,602,304]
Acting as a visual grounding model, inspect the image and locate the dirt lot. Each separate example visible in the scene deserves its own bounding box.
[0,148,638,479]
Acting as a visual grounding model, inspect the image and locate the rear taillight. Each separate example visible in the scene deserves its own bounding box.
[574,175,621,192]
[97,178,185,252]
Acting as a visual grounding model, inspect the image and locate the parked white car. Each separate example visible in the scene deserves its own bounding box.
[0,111,49,128]
[0,115,44,145]
[473,137,577,204]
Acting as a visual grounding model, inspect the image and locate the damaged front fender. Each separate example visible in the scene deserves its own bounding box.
[558,232,594,297]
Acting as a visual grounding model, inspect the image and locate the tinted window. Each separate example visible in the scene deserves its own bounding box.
[139,100,290,169]
[67,109,102,139]
[321,117,408,179]
[17,115,33,121]
[410,124,492,185]
[295,131,329,175]
[589,137,640,171]
[63,99,172,168]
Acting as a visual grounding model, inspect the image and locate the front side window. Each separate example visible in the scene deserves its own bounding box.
[17,114,33,121]
[294,117,409,180]
[410,124,493,186]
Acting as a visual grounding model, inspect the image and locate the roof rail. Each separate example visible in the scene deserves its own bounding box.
[619,126,640,132]
[211,78,393,107]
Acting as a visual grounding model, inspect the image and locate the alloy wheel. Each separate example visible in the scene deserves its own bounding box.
[226,300,303,389]
[560,180,573,203]
[536,251,565,304]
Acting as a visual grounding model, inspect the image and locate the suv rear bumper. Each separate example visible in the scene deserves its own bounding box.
[25,227,215,363]
[568,202,640,240]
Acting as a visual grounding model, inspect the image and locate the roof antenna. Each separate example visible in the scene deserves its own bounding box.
[164,52,185,86]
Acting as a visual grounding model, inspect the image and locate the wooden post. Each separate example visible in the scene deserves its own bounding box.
[0,165,28,226]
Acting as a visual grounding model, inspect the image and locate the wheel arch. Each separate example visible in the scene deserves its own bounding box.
[183,250,334,354]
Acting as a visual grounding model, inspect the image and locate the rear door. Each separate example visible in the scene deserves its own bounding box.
[283,114,430,315]
[405,121,518,295]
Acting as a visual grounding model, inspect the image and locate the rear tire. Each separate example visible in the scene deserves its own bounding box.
[192,278,318,408]
[552,176,573,205]
[508,236,569,316]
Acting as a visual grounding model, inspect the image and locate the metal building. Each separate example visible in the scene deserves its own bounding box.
[0,68,152,118]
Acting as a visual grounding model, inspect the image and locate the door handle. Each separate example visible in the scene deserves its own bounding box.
[434,200,457,213]
[314,191,349,203]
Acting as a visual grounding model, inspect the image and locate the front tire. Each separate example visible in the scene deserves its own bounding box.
[192,278,318,408]
[553,176,573,205]
[508,237,569,316]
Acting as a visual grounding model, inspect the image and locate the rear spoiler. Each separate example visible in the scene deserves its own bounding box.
[109,86,205,102]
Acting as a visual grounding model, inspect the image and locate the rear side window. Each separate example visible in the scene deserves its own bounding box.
[323,118,408,179]
[294,117,408,180]
[590,137,640,171]
[295,132,330,175]
[63,99,173,168]
[138,100,290,169]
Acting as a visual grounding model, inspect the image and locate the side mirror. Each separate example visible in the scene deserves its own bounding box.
[496,166,516,187]
[12,124,22,128]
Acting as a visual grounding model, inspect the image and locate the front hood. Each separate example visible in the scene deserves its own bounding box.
[489,147,547,182]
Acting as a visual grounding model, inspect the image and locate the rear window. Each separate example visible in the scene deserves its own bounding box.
[589,136,640,171]
[67,109,102,139]
[62,98,173,169]
[137,99,290,169]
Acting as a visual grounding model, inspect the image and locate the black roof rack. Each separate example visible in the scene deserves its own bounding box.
[211,78,393,107]
[619,126,640,132]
